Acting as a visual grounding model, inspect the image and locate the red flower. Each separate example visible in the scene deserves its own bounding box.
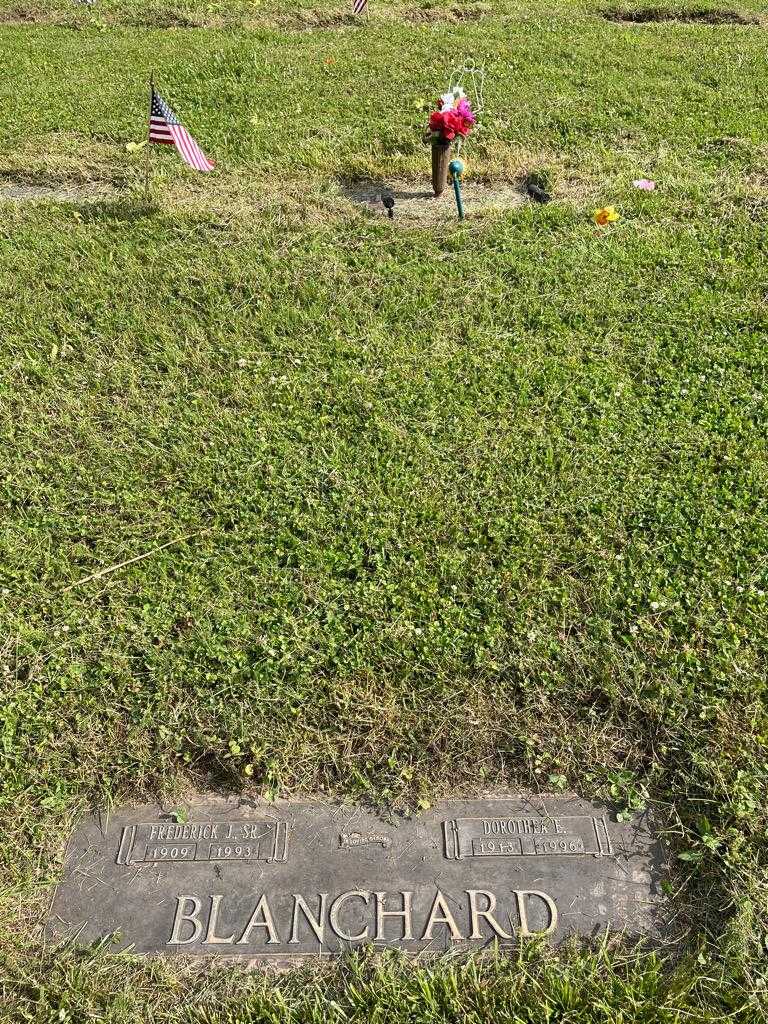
[442,109,466,138]
[429,111,445,134]
[429,102,475,142]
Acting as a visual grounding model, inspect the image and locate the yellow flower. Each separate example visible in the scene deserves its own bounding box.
[594,205,620,226]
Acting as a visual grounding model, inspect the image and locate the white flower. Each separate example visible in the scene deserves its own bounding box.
[439,86,466,110]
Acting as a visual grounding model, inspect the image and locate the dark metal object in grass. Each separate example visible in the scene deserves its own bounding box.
[526,183,551,204]
[523,169,553,204]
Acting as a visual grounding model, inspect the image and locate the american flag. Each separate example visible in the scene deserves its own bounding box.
[352,0,368,13]
[148,88,214,172]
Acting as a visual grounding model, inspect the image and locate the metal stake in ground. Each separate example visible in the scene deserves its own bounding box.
[449,158,465,221]
[144,72,154,200]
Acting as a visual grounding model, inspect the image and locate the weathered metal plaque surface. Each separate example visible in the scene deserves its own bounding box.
[47,796,665,960]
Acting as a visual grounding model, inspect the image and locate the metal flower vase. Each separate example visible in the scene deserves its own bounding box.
[431,140,452,197]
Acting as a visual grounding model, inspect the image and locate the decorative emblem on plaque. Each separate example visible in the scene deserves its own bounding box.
[339,830,392,850]
[442,814,612,859]
[115,820,290,866]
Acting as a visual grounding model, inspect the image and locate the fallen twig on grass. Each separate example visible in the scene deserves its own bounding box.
[61,529,209,592]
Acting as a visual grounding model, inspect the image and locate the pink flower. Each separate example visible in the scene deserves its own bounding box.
[633,178,656,191]
[456,98,476,125]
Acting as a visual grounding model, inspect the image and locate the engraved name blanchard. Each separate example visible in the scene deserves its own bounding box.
[167,889,558,948]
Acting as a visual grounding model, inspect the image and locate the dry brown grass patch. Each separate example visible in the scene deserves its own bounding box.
[0,132,127,187]
[601,6,761,24]
[0,3,493,29]
[0,4,229,27]
[257,3,493,31]
[0,181,115,202]
[0,4,67,24]
[400,3,493,24]
[341,177,528,225]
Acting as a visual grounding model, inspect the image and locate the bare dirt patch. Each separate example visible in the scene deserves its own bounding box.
[601,6,760,24]
[341,177,527,226]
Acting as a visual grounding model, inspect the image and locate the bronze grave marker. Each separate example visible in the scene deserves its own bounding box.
[47,796,665,960]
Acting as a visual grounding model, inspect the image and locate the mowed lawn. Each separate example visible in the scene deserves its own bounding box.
[1,1,767,1020]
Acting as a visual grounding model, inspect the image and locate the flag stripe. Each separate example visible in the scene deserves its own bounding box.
[171,125,214,172]
[175,129,198,165]
[147,88,214,172]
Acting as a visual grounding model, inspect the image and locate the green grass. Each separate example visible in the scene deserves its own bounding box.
[3,938,762,1022]
[1,0,768,1020]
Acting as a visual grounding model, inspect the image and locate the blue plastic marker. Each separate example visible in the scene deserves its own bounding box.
[449,158,465,221]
